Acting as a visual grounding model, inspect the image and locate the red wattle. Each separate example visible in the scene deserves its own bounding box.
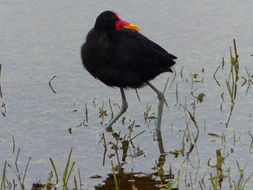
[115,19,130,31]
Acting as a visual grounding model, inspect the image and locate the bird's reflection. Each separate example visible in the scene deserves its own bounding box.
[94,169,177,190]
[155,129,165,154]
[96,127,179,190]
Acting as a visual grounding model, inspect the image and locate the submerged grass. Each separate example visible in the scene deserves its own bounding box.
[224,39,240,127]
[212,39,243,127]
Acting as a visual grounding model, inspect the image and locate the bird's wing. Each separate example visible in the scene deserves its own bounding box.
[110,29,176,71]
[120,29,177,60]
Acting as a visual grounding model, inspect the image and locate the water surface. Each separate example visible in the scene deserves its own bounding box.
[0,0,253,189]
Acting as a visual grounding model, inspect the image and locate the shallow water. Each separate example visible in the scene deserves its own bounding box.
[1,0,253,189]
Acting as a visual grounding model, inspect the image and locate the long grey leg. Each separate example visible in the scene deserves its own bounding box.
[106,88,128,131]
[146,82,165,131]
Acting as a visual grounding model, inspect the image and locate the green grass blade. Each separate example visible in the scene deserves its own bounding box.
[111,161,119,190]
[65,161,76,187]
[49,158,59,184]
[63,147,74,190]
[63,147,73,183]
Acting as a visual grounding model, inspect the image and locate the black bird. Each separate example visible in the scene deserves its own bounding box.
[81,11,176,131]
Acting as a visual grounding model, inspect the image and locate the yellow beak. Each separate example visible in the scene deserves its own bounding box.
[123,23,140,32]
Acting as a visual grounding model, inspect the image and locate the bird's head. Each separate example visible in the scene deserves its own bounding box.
[94,10,140,32]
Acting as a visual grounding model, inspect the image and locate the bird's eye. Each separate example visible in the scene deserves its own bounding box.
[113,17,118,22]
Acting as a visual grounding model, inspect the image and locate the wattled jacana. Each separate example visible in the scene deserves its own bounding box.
[81,11,176,131]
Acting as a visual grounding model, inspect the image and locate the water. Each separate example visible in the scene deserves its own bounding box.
[0,0,253,189]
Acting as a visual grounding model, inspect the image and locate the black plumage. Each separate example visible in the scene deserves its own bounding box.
[81,11,176,88]
[81,10,177,130]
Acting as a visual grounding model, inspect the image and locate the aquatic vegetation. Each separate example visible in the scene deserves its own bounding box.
[48,147,78,190]
[0,64,6,117]
[241,66,253,95]
[0,64,2,99]
[1,39,253,189]
[0,142,31,190]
